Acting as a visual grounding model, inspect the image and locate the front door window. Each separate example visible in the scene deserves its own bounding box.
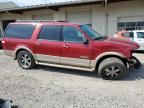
[63,26,84,43]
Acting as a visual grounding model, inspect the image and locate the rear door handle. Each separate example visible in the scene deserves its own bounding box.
[63,45,69,48]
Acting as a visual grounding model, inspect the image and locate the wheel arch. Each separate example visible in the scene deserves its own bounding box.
[14,46,35,60]
[90,52,128,71]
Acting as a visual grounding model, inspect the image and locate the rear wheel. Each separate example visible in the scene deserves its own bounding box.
[98,57,127,80]
[17,51,36,69]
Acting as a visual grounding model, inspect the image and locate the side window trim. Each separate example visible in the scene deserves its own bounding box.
[38,25,44,40]
[57,25,62,42]
[62,25,85,44]
[60,26,64,41]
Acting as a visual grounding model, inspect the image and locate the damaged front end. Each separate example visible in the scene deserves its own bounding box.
[128,56,142,69]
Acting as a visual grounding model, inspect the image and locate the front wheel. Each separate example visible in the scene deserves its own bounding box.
[17,51,36,69]
[98,58,127,80]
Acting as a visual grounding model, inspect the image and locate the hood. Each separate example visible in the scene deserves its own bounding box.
[106,37,140,49]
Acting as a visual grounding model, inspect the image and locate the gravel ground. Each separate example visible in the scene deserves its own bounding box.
[0,50,144,108]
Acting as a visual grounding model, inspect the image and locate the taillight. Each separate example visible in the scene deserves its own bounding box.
[2,40,5,44]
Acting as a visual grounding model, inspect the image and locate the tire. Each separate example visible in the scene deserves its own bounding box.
[17,50,36,69]
[98,57,127,80]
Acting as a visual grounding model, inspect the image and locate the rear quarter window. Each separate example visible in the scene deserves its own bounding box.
[4,24,36,39]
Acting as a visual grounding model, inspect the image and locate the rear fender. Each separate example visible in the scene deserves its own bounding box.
[14,46,36,60]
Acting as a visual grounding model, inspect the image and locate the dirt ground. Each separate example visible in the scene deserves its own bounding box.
[0,50,144,108]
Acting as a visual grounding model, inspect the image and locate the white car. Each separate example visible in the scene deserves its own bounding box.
[114,30,144,50]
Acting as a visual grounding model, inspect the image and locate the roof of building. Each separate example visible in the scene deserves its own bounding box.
[0,1,19,10]
[0,0,131,13]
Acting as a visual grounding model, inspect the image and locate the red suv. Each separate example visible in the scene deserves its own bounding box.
[2,20,141,80]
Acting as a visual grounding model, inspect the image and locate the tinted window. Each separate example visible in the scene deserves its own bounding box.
[5,24,35,39]
[63,26,84,43]
[123,32,134,38]
[38,25,60,41]
[137,32,144,38]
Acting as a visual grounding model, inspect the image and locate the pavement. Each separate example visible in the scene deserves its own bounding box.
[0,50,144,108]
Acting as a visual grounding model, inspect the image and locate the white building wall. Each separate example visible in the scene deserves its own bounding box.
[53,9,66,20]
[0,0,144,36]
[64,5,92,24]
[0,13,31,20]
[92,5,107,36]
[107,0,144,35]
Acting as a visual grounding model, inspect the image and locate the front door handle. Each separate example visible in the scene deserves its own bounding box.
[63,45,69,48]
[35,43,40,46]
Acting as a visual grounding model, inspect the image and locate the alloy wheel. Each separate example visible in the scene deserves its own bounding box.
[19,53,32,68]
[103,65,122,79]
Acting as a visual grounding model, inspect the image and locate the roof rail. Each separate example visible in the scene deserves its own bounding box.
[16,20,68,23]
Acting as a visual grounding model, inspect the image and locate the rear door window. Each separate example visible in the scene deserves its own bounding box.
[5,24,36,39]
[38,25,61,41]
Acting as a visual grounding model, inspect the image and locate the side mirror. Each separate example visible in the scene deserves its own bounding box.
[83,38,88,45]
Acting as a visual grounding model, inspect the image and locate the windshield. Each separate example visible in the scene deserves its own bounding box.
[80,25,103,40]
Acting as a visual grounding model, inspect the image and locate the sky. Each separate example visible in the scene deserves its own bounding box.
[0,0,75,6]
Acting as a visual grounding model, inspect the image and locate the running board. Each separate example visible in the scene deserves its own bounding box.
[36,61,95,72]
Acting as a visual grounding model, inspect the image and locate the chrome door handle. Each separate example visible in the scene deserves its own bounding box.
[63,45,69,48]
[35,43,40,46]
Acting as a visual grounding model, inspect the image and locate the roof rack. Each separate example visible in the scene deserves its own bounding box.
[16,20,68,23]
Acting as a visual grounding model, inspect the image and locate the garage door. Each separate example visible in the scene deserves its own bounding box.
[67,11,92,26]
[32,13,53,20]
[117,16,144,31]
